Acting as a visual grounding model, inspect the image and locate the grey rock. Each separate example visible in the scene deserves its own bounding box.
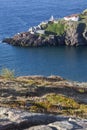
[25,125,53,130]
[0,107,87,130]
[0,107,57,130]
[48,121,73,130]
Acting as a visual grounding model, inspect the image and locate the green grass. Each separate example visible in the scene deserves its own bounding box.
[29,94,87,118]
[79,14,87,20]
[46,22,65,35]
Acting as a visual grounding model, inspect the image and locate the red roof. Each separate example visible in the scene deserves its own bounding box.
[65,14,79,18]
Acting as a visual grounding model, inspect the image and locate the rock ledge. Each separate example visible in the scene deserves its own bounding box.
[0,107,87,130]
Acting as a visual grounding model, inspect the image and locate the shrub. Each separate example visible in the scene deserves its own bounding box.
[1,68,15,79]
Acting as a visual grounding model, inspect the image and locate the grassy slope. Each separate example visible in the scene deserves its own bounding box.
[45,20,65,35]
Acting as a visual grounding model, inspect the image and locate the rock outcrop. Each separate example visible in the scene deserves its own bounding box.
[0,75,87,118]
[2,9,87,47]
[2,32,65,47]
[0,75,87,129]
[0,107,87,130]
[3,22,87,47]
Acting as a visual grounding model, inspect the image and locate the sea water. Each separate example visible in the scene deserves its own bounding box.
[0,0,87,82]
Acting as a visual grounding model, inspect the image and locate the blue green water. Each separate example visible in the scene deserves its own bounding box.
[0,0,87,81]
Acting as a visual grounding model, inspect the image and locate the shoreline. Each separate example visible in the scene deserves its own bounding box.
[2,9,87,47]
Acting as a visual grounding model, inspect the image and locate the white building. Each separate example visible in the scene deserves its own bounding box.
[40,21,48,26]
[54,20,58,23]
[49,15,54,22]
[64,14,79,21]
[35,30,45,35]
[28,27,35,34]
[28,27,33,32]
[37,25,41,29]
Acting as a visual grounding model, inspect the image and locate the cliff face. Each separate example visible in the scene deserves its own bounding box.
[2,32,65,47]
[65,22,87,46]
[2,9,87,47]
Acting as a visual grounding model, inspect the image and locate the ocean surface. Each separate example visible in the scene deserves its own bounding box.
[0,0,87,82]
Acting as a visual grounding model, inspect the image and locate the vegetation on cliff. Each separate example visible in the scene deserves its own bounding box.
[0,69,87,118]
[45,20,65,35]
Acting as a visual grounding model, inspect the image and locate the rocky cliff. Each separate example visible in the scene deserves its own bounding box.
[2,32,65,47]
[2,9,87,47]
